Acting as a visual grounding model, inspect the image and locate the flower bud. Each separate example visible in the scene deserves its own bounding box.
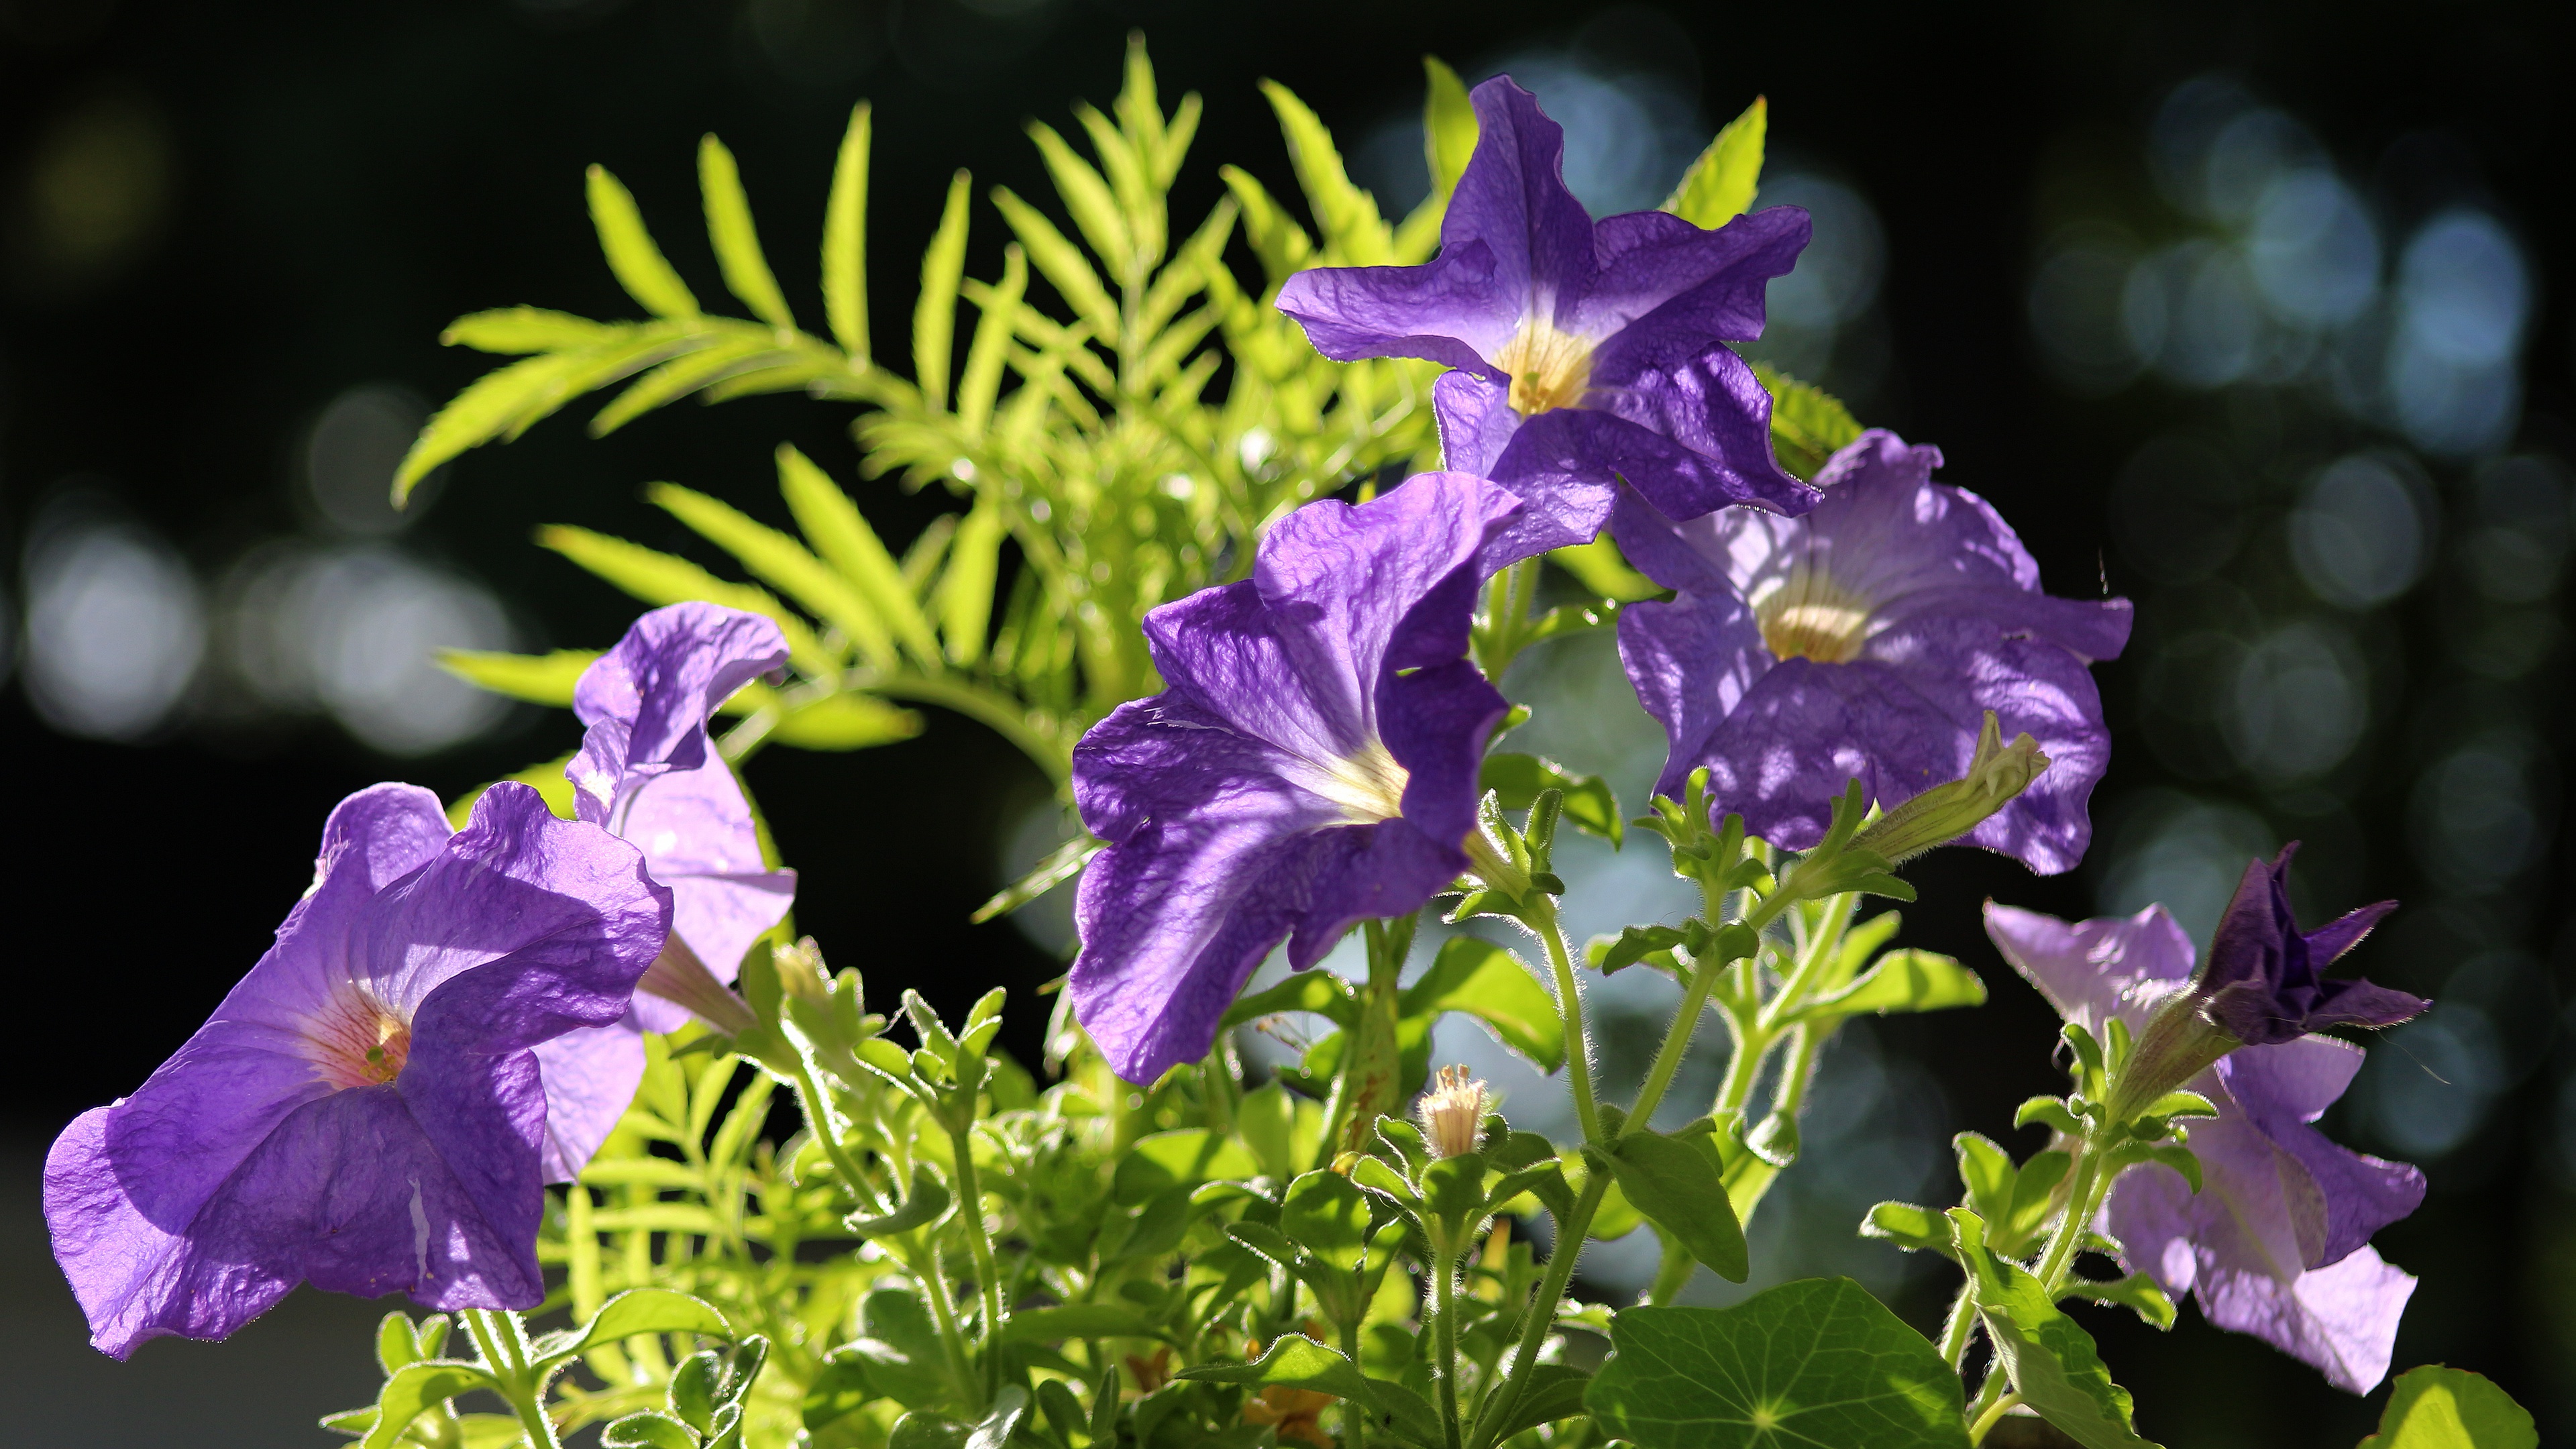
[1851,712,2049,866]
[1416,1065,1490,1159]
[2105,989,2240,1124]
[773,935,833,1007]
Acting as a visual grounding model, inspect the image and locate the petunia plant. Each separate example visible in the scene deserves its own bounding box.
[38,38,2540,1449]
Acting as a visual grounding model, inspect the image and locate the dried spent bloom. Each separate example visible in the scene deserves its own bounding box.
[1276,76,1815,568]
[1417,1065,1491,1159]
[1070,474,1522,1084]
[1986,902,2424,1393]
[44,783,669,1358]
[1243,1386,1338,1449]
[1617,429,2131,874]
[2192,846,2424,1047]
[532,602,800,1180]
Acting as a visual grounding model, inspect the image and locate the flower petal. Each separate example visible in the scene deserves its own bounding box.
[1984,902,2195,1036]
[2217,1040,2426,1269]
[1581,207,1811,372]
[532,1019,648,1184]
[569,603,788,826]
[2192,1244,2415,1395]
[1577,344,1815,520]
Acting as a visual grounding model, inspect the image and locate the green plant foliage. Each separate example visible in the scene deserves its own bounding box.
[1756,362,1865,480]
[1662,96,1768,229]
[1956,1212,2158,1449]
[1585,1284,1970,1448]
[2359,1366,2539,1449]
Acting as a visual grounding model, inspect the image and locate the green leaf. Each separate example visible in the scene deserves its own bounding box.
[914,171,972,408]
[1754,363,1863,481]
[1027,121,1132,276]
[588,166,700,319]
[398,336,685,500]
[1486,1364,1593,1444]
[698,135,794,331]
[1481,753,1622,846]
[602,1411,702,1449]
[443,306,624,354]
[1179,1335,1443,1449]
[1604,1130,1748,1282]
[1662,96,1768,229]
[822,103,871,360]
[1964,1240,2159,1449]
[1550,536,1662,603]
[1858,1200,1954,1254]
[1220,968,1359,1032]
[1787,949,1985,1024]
[1112,1129,1263,1208]
[1585,1284,1969,1449]
[765,691,922,751]
[359,1362,500,1449]
[1280,1169,1376,1272]
[532,1287,733,1371]
[2063,1273,2177,1332]
[955,245,1024,433]
[971,834,1102,923]
[1952,1132,2015,1222]
[649,482,889,669]
[437,647,598,706]
[935,500,1005,666]
[888,1409,971,1449]
[990,186,1117,335]
[847,1165,953,1238]
[776,445,943,667]
[1421,56,1477,201]
[1258,80,1390,265]
[2359,1366,2538,1449]
[533,524,828,672]
[1001,1303,1158,1343]
[1401,936,1564,1071]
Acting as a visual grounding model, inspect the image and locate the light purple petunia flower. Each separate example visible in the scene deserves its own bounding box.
[1615,429,2132,873]
[533,602,800,1180]
[44,783,669,1359]
[2192,845,2424,1047]
[1070,473,1523,1084]
[1985,901,2424,1393]
[1274,76,1817,566]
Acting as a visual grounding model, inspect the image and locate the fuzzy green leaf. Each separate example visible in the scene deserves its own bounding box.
[1966,1242,2159,1448]
[1400,935,1563,1071]
[1585,1285,1969,1449]
[1112,1129,1262,1208]
[1662,97,1768,229]
[1604,1130,1748,1282]
[358,1362,500,1449]
[1786,949,1986,1024]
[2360,1366,2538,1449]
[1179,1335,1442,1449]
[1481,752,1622,845]
[1221,968,1360,1032]
[533,1288,733,1372]
[587,166,700,319]
[2063,1273,2178,1332]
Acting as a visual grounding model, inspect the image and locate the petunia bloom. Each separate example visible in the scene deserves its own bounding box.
[44,783,669,1358]
[1275,76,1816,566]
[1986,902,2424,1393]
[1071,472,1522,1084]
[1616,429,2131,873]
[2191,845,2424,1047]
[533,602,800,1180]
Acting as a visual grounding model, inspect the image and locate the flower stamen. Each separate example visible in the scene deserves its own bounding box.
[1752,565,1874,663]
[1496,318,1594,416]
[303,986,412,1089]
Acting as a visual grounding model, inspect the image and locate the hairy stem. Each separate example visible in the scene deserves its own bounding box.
[1469,1173,1607,1449]
[463,1309,559,1449]
[1967,1390,2024,1445]
[1434,1243,1465,1449]
[2033,1140,2110,1294]
[1937,1282,1978,1370]
[1527,899,1603,1146]
[950,1119,1008,1395]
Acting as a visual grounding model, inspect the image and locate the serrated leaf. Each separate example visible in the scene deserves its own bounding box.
[698,135,794,330]
[534,529,827,676]
[533,1288,733,1371]
[777,445,942,667]
[1112,1129,1262,1208]
[1754,363,1863,481]
[359,1362,500,1449]
[1966,1247,2159,1448]
[1585,1285,1969,1449]
[1400,935,1563,1071]
[588,166,699,319]
[914,171,972,409]
[1481,753,1621,846]
[1788,949,1985,1024]
[1605,1130,1748,1282]
[2359,1365,2538,1449]
[443,306,625,354]
[822,103,871,360]
[1662,97,1767,229]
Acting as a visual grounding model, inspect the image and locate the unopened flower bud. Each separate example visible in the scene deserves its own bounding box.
[1416,1065,1489,1159]
[1851,712,2049,866]
[637,935,758,1036]
[773,935,833,1006]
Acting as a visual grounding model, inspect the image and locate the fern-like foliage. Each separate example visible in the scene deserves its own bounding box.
[419,40,1477,784]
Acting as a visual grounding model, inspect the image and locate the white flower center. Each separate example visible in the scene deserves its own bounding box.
[1496,317,1595,416]
[1750,565,1875,664]
[1301,739,1413,826]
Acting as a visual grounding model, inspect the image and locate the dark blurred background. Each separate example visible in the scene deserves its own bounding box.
[2,1,2568,1444]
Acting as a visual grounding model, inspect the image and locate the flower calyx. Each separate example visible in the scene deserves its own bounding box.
[1851,711,2049,867]
[1452,788,1568,922]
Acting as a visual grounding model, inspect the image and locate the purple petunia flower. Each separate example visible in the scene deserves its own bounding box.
[1986,901,2424,1393]
[1070,473,1523,1084]
[2192,846,2424,1047]
[44,783,669,1359]
[1615,429,2131,873]
[1274,76,1817,566]
[533,602,800,1180]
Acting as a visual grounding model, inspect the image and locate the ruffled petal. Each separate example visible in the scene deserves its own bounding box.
[1984,902,2196,1036]
[2192,1244,2415,1395]
[569,603,788,828]
[1582,207,1811,372]
[2218,1041,2426,1269]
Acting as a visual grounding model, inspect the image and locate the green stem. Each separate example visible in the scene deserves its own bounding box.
[1967,1390,2023,1445]
[917,1242,983,1409]
[463,1309,559,1449]
[2032,1138,2109,1294]
[1469,1173,1607,1449]
[1340,1320,1371,1449]
[1526,899,1603,1146]
[790,1057,886,1214]
[1433,1242,1465,1449]
[1936,1282,1978,1369]
[1627,948,1725,1133]
[951,1119,1008,1392]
